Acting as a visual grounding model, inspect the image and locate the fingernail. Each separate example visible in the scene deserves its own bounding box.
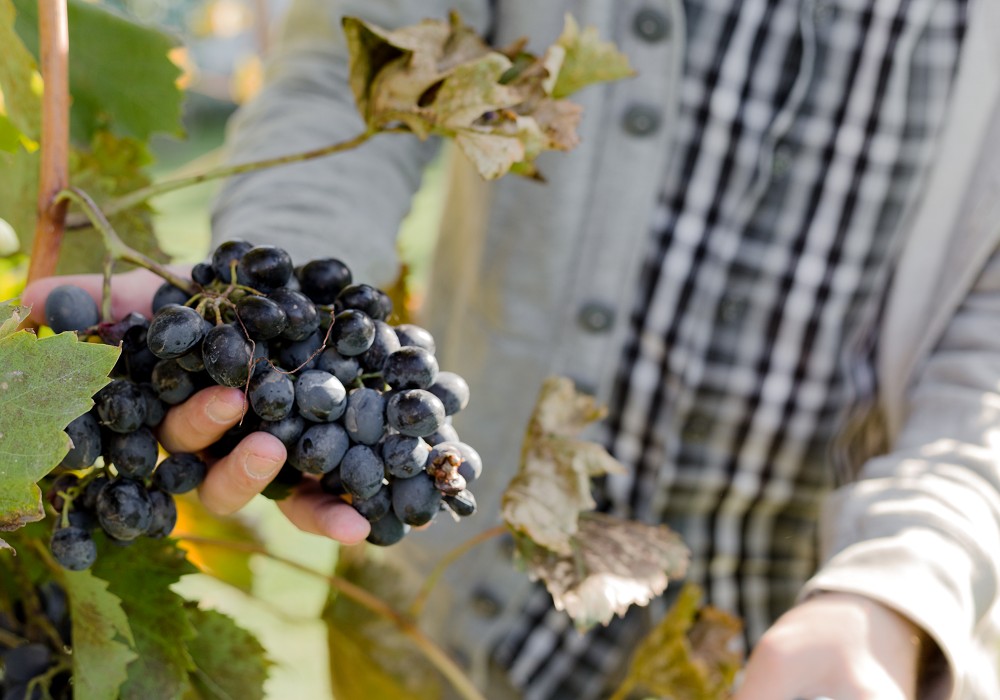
[244,452,280,479]
[206,395,245,424]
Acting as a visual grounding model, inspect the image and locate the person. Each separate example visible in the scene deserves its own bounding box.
[23,0,1000,698]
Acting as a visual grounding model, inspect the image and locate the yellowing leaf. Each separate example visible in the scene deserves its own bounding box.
[185,606,270,700]
[502,376,625,554]
[516,513,689,630]
[0,324,119,535]
[552,14,636,99]
[175,493,261,593]
[611,583,743,700]
[62,569,138,700]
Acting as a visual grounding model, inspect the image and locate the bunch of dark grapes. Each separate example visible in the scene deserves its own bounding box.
[42,241,482,570]
[0,583,72,699]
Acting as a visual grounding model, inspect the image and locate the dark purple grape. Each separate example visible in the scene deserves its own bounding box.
[339,445,385,500]
[381,434,430,479]
[146,490,177,539]
[290,423,349,474]
[248,367,295,421]
[317,347,362,385]
[385,389,446,437]
[329,309,375,356]
[61,411,102,469]
[202,323,253,387]
[391,473,441,527]
[444,490,477,517]
[105,427,159,479]
[45,473,79,513]
[44,285,99,333]
[375,289,394,321]
[319,468,346,496]
[139,383,167,427]
[191,261,216,286]
[358,320,400,373]
[427,371,470,415]
[212,240,254,282]
[236,245,293,293]
[276,331,323,371]
[366,511,408,546]
[260,413,305,447]
[454,442,483,483]
[121,345,158,384]
[204,414,261,459]
[151,358,197,405]
[394,324,436,354]
[343,388,385,445]
[3,643,53,682]
[153,453,207,494]
[424,422,460,446]
[98,311,147,347]
[336,284,386,320]
[96,479,153,541]
[176,348,205,372]
[383,346,438,390]
[50,525,97,571]
[296,258,352,304]
[152,282,190,312]
[269,288,320,341]
[262,463,304,500]
[352,484,391,522]
[80,475,110,511]
[68,507,98,532]
[147,304,205,359]
[95,379,147,433]
[236,295,288,340]
[294,370,347,422]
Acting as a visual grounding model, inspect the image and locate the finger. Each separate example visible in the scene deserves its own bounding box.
[277,480,371,544]
[198,431,286,515]
[158,386,248,454]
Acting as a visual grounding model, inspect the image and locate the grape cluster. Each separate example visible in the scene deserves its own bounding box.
[43,241,482,569]
[0,583,71,699]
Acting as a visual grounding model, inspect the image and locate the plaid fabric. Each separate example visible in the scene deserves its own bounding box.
[493,1,968,698]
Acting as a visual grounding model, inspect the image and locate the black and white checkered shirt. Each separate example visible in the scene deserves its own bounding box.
[493,1,968,697]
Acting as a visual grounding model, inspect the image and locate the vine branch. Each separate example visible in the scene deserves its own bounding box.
[26,0,70,285]
[174,534,487,700]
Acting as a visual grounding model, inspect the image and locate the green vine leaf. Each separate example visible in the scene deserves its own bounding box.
[610,583,743,700]
[0,312,119,540]
[184,606,270,700]
[551,14,636,99]
[91,536,199,700]
[62,568,138,700]
[322,547,442,700]
[0,114,23,153]
[0,0,41,140]
[515,513,689,630]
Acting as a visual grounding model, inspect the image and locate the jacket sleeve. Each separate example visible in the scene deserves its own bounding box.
[801,225,1000,699]
[210,0,492,286]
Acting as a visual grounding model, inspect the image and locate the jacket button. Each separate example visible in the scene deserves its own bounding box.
[633,8,672,42]
[623,105,661,137]
[577,302,615,332]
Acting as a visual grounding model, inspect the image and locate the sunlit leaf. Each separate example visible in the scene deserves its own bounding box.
[323,546,442,700]
[174,493,260,593]
[516,513,689,630]
[611,583,743,700]
[0,114,23,153]
[62,568,138,700]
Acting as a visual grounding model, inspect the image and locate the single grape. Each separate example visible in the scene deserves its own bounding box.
[352,484,391,522]
[98,311,147,347]
[269,288,320,341]
[44,285,99,333]
[385,389,446,437]
[317,347,363,385]
[105,426,159,479]
[394,324,436,354]
[191,261,216,286]
[122,345,159,384]
[366,511,409,546]
[202,323,253,387]
[50,526,97,571]
[236,294,288,340]
[295,370,347,422]
[176,348,205,372]
[427,371,470,415]
[358,320,400,373]
[329,309,375,356]
[382,346,439,390]
[61,411,102,469]
[260,413,305,447]
[2,643,53,683]
[96,479,153,541]
[296,258,352,304]
[290,422,349,474]
[391,473,441,527]
[343,388,385,445]
[444,490,477,517]
[319,468,346,496]
[146,490,177,539]
[151,358,197,405]
[212,240,254,282]
[454,442,483,483]
[336,283,386,320]
[249,367,295,421]
[236,245,293,292]
[375,289,394,321]
[339,445,385,500]
[153,453,207,494]
[95,379,147,433]
[381,433,430,479]
[80,474,110,511]
[68,507,98,532]
[138,383,167,427]
[147,304,205,359]
[424,422,460,446]
[204,414,262,459]
[152,282,190,312]
[276,331,323,371]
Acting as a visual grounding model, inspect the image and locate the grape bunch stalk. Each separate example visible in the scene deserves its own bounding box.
[42,241,482,571]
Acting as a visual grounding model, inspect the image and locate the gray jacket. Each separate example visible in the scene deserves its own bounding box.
[212,0,1000,697]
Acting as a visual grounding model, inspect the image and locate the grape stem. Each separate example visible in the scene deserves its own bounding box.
[53,187,198,296]
[0,627,28,649]
[65,128,380,228]
[173,534,488,700]
[408,524,509,618]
